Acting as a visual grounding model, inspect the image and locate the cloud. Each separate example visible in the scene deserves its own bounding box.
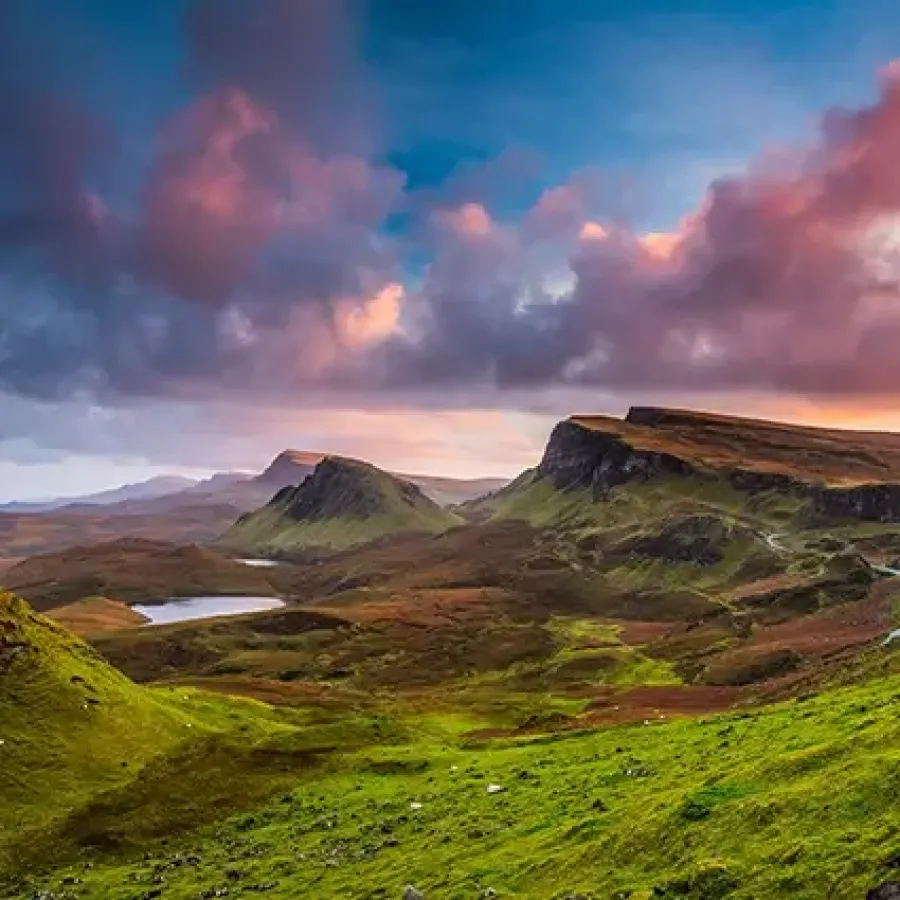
[0,5,115,277]
[184,0,372,153]
[377,62,900,400]
[6,0,900,422]
[0,0,405,403]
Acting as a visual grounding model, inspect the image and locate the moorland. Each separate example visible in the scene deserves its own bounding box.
[6,407,900,899]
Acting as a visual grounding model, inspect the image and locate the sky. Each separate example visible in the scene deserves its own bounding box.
[6,0,900,499]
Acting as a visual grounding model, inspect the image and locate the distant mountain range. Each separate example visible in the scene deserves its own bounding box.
[0,452,508,519]
[0,475,199,514]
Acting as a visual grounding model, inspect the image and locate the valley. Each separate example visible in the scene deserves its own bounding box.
[7,408,900,898]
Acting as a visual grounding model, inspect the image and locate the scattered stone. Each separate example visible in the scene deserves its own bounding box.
[403,886,424,900]
[869,884,900,900]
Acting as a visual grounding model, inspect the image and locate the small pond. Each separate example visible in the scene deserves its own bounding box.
[133,595,285,626]
[236,558,282,568]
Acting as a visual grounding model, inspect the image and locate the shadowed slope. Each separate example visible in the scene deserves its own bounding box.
[223,456,462,553]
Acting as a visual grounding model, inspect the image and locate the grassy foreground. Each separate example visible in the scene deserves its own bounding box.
[11,654,900,899]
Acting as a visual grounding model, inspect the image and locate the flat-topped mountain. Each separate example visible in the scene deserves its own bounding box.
[561,406,900,487]
[222,456,462,553]
[467,406,900,536]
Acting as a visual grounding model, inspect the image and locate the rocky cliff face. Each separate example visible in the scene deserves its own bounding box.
[536,415,900,524]
[813,483,900,523]
[536,420,699,495]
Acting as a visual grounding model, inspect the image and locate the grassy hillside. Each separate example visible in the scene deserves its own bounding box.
[0,592,408,889]
[0,591,191,867]
[223,456,461,554]
[2,538,279,611]
[15,642,900,899]
[13,408,900,898]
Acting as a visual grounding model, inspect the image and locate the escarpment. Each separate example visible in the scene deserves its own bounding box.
[534,408,900,523]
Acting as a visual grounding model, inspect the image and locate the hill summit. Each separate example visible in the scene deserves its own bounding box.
[223,455,461,553]
[254,450,326,487]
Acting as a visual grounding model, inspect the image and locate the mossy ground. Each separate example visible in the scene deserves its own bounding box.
[12,660,900,899]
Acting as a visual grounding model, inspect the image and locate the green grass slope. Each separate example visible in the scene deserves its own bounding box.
[0,592,193,863]
[223,456,461,554]
[22,657,900,900]
[0,592,411,889]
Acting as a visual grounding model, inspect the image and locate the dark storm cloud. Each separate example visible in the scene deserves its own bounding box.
[0,3,114,275]
[184,0,375,153]
[0,0,404,403]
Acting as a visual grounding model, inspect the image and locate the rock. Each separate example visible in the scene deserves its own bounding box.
[536,420,699,495]
[869,884,900,900]
[487,783,505,794]
[402,886,425,900]
[816,484,900,523]
[614,514,745,566]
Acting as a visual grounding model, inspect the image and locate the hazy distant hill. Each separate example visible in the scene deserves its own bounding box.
[0,450,506,558]
[0,475,198,514]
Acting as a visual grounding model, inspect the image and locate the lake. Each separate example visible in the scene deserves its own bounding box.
[132,595,285,626]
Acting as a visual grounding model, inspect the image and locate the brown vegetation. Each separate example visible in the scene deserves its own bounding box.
[3,539,278,610]
[0,505,239,559]
[47,597,150,635]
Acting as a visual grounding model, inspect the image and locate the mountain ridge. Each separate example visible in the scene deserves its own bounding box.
[222,455,462,553]
[0,475,199,514]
